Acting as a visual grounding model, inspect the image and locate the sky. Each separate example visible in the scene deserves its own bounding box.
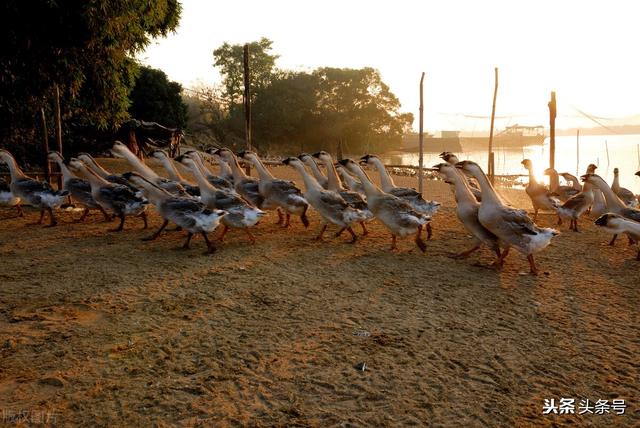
[139,0,640,133]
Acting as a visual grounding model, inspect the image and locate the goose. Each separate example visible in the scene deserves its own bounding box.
[433,163,500,261]
[439,152,482,201]
[556,180,594,232]
[456,160,559,275]
[123,172,226,254]
[147,150,200,196]
[237,150,310,228]
[182,150,233,189]
[111,141,191,197]
[335,163,365,194]
[0,149,68,226]
[580,173,640,245]
[68,158,148,231]
[298,153,329,189]
[595,213,640,261]
[76,153,141,193]
[360,154,440,217]
[338,159,431,252]
[177,153,264,244]
[283,157,368,243]
[544,167,579,201]
[611,168,638,207]
[521,159,559,221]
[213,148,270,212]
[205,148,235,185]
[0,177,23,217]
[48,151,111,222]
[312,151,373,235]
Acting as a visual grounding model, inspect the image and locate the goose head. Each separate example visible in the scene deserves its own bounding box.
[595,213,623,228]
[359,154,379,166]
[282,157,303,167]
[455,160,482,173]
[613,167,620,176]
[580,173,603,185]
[47,151,64,163]
[635,170,640,177]
[122,171,154,188]
[432,163,457,184]
[543,167,556,176]
[297,153,312,162]
[586,164,597,174]
[67,158,87,174]
[439,152,459,164]
[213,148,235,162]
[148,149,168,160]
[337,158,360,173]
[236,150,259,161]
[0,149,15,164]
[521,159,533,170]
[312,151,331,164]
[110,141,130,158]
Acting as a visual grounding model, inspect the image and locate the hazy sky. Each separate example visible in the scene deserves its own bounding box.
[140,0,640,132]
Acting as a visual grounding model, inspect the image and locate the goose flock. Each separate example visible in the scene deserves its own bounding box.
[1,144,640,272]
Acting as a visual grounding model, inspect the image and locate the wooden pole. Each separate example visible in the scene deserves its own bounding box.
[40,108,51,183]
[548,91,557,170]
[487,67,498,184]
[576,129,580,176]
[605,139,610,168]
[418,72,425,194]
[54,85,63,188]
[243,43,252,175]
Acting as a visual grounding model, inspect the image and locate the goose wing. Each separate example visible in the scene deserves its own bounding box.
[499,207,540,235]
[100,184,144,205]
[389,187,421,199]
[621,207,640,222]
[319,190,349,211]
[66,177,92,193]
[270,179,302,195]
[15,177,54,193]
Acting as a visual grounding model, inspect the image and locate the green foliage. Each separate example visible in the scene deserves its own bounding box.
[208,39,413,155]
[129,66,188,128]
[0,0,182,162]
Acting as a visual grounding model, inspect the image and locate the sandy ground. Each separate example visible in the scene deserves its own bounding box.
[0,158,638,427]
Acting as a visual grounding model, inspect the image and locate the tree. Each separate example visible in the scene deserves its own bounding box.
[0,0,182,160]
[213,37,279,109]
[129,66,188,128]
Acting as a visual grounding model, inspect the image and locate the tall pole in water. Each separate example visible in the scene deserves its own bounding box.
[548,91,557,170]
[418,72,425,194]
[243,44,251,175]
[488,68,498,184]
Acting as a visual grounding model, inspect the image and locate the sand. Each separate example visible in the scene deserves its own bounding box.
[0,159,638,426]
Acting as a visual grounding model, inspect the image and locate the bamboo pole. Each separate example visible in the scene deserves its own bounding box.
[605,139,610,168]
[487,67,498,184]
[548,91,557,170]
[576,129,580,176]
[243,44,252,175]
[54,85,63,189]
[418,72,425,194]
[40,108,50,183]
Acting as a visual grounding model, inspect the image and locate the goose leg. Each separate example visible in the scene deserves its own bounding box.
[139,211,148,229]
[98,206,111,222]
[182,232,193,249]
[532,208,539,222]
[315,224,328,241]
[142,219,168,241]
[450,244,480,259]
[346,227,357,243]
[557,215,562,226]
[78,208,90,223]
[16,203,24,217]
[201,232,216,254]
[243,228,256,244]
[218,225,229,242]
[334,227,346,237]
[609,234,618,246]
[527,254,539,275]
[32,209,45,225]
[360,221,368,236]
[283,213,291,228]
[300,205,310,228]
[45,208,57,227]
[628,236,635,246]
[109,213,126,232]
[389,234,398,251]
[497,246,511,266]
[275,208,284,225]
[573,219,579,232]
[426,223,433,240]
[414,225,427,253]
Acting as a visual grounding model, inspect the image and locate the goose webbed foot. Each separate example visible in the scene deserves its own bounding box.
[609,234,618,246]
[628,236,636,246]
[449,245,480,259]
[16,204,24,217]
[75,208,90,223]
[217,225,229,242]
[389,234,398,251]
[181,232,193,249]
[99,206,111,222]
[360,222,368,236]
[108,214,126,232]
[414,226,427,253]
[201,232,217,254]
[29,209,46,225]
[139,211,148,229]
[345,227,357,244]
[275,208,284,225]
[142,220,168,241]
[44,208,57,227]
[315,224,328,241]
[426,223,433,240]
[300,208,310,228]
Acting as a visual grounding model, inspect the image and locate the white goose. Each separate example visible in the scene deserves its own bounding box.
[48,151,110,222]
[544,167,579,201]
[177,153,264,244]
[595,213,640,261]
[313,151,373,235]
[556,180,594,232]
[0,177,23,217]
[433,163,500,261]
[339,159,431,252]
[0,149,68,226]
[283,157,368,243]
[238,150,310,228]
[213,148,268,211]
[185,149,233,189]
[439,152,482,201]
[68,158,148,231]
[457,160,559,275]
[298,153,329,189]
[124,172,226,254]
[335,163,365,194]
[580,173,640,246]
[611,168,638,207]
[521,159,559,221]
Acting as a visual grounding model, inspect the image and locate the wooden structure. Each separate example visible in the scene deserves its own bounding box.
[487,67,498,184]
[548,91,556,169]
[418,72,425,194]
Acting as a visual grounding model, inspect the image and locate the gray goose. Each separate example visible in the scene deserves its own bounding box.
[298,153,329,189]
[457,160,559,275]
[48,151,110,222]
[68,158,148,231]
[124,172,227,254]
[213,148,268,210]
[335,163,365,194]
[611,168,638,207]
[521,159,559,221]
[439,152,482,201]
[147,150,200,196]
[595,213,640,261]
[544,167,579,201]
[184,150,233,189]
[0,149,68,226]
[205,148,235,185]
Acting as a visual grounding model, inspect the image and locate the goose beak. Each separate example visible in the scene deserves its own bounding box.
[338,159,350,166]
[282,158,293,165]
[579,174,588,182]
[594,214,609,227]
[174,155,185,162]
[311,152,321,158]
[236,151,246,158]
[635,171,640,177]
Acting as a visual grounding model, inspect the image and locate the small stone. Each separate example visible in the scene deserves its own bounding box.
[39,377,64,387]
[354,362,367,371]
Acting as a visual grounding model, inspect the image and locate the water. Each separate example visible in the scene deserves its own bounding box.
[380,134,640,194]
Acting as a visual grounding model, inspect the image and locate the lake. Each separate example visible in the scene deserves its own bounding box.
[380,134,640,194]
